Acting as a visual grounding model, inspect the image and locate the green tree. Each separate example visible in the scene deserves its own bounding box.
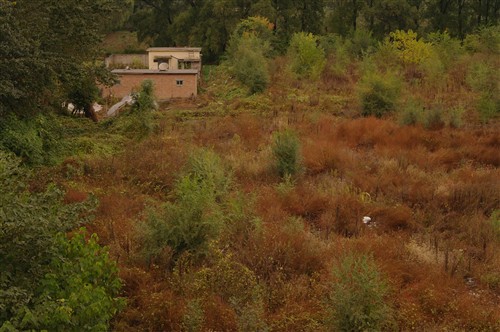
[138,149,231,265]
[287,32,326,80]
[272,129,302,178]
[227,17,272,94]
[31,231,124,331]
[358,71,401,117]
[326,254,394,331]
[0,152,122,330]
[0,0,125,118]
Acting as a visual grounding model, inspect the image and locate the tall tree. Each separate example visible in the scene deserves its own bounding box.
[0,0,125,119]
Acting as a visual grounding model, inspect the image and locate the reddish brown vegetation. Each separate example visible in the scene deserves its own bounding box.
[57,109,499,331]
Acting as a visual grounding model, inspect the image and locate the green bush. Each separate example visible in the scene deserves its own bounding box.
[114,79,157,139]
[399,99,423,126]
[346,29,376,58]
[426,31,463,69]
[0,113,65,165]
[0,152,121,331]
[358,72,401,117]
[33,230,124,331]
[477,95,500,123]
[466,63,499,123]
[464,26,500,54]
[447,107,465,128]
[138,149,230,264]
[230,35,270,94]
[287,32,326,80]
[326,254,394,331]
[272,129,301,178]
[422,107,445,130]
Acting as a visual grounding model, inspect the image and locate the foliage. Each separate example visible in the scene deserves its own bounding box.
[132,79,157,113]
[138,149,230,264]
[227,16,274,57]
[399,99,423,126]
[287,32,326,80]
[0,0,126,117]
[346,29,377,58]
[421,107,445,130]
[466,62,500,122]
[358,71,401,118]
[225,16,273,94]
[272,129,302,178]
[0,152,121,330]
[385,30,432,65]
[426,31,464,69]
[0,113,66,165]
[113,79,157,139]
[464,26,500,54]
[229,35,270,94]
[32,230,125,331]
[326,254,394,331]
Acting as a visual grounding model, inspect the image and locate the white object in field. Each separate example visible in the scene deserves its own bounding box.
[107,95,134,117]
[363,216,372,224]
[93,103,102,113]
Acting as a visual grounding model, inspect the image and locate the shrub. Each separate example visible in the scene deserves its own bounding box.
[0,113,65,165]
[137,149,230,264]
[326,254,394,331]
[426,31,463,69]
[358,72,401,117]
[272,129,301,178]
[447,107,464,128]
[422,107,445,130]
[287,32,326,80]
[132,79,157,113]
[0,152,120,330]
[346,28,376,58]
[399,99,423,126]
[464,26,500,54]
[230,35,270,94]
[466,62,499,123]
[32,230,124,331]
[385,30,432,65]
[114,79,157,139]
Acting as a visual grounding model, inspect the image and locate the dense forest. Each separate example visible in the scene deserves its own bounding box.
[1,0,499,331]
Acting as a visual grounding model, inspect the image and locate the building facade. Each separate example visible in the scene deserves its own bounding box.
[103,48,202,101]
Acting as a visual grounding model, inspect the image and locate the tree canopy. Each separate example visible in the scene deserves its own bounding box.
[0,0,127,118]
[131,0,499,61]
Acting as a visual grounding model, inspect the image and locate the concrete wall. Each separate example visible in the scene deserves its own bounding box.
[103,71,198,100]
[105,54,148,68]
[147,48,201,71]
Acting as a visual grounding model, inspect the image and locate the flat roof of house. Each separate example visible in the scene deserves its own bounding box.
[112,69,199,75]
[147,47,202,52]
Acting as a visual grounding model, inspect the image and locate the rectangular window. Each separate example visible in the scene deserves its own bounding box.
[176,80,184,86]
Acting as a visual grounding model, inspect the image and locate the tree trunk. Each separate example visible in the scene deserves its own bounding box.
[84,103,98,123]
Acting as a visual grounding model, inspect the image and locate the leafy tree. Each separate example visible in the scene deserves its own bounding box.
[358,71,401,118]
[31,230,125,331]
[0,0,126,119]
[272,129,302,178]
[287,32,326,80]
[0,151,122,330]
[138,149,231,265]
[326,254,394,331]
[227,17,273,94]
[385,29,432,65]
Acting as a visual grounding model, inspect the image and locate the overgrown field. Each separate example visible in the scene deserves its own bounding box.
[4,27,499,331]
[41,59,499,332]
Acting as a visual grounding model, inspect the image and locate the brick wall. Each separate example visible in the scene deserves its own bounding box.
[102,72,197,100]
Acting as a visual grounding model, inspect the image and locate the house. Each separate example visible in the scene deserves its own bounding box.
[102,47,202,101]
